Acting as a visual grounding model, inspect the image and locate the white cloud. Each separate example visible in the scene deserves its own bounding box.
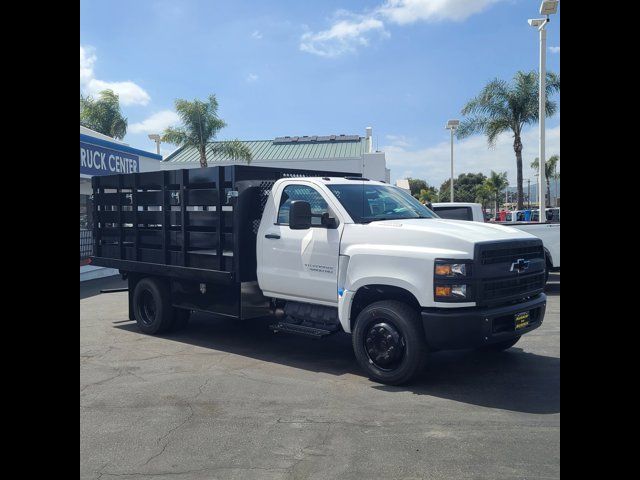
[378,0,503,24]
[300,15,387,57]
[251,30,263,39]
[549,46,560,53]
[384,125,560,187]
[80,45,151,106]
[246,73,259,82]
[300,0,504,56]
[80,45,96,84]
[129,110,180,134]
[386,134,412,148]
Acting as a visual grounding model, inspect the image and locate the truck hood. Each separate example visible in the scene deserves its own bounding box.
[341,218,537,257]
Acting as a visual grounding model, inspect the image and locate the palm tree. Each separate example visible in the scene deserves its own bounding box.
[485,171,509,214]
[474,183,493,211]
[458,70,560,209]
[80,89,128,139]
[531,154,559,207]
[162,95,252,168]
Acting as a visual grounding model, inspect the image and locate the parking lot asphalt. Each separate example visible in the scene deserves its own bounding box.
[80,273,559,480]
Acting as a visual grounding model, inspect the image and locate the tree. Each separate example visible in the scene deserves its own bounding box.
[406,178,438,202]
[80,89,128,139]
[531,154,559,207]
[407,178,428,198]
[439,172,486,203]
[475,183,493,211]
[162,95,252,168]
[484,171,509,214]
[418,187,438,203]
[458,70,560,209]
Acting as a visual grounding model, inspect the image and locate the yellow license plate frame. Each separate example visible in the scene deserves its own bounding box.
[514,311,531,330]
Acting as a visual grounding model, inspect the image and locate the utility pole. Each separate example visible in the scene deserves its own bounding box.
[445,120,459,202]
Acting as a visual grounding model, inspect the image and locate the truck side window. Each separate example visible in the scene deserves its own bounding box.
[277,185,329,226]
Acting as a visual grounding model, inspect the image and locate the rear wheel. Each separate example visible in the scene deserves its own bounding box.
[352,300,427,385]
[133,278,174,334]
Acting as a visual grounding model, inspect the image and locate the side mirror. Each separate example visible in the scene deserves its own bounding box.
[289,201,312,230]
[321,212,338,229]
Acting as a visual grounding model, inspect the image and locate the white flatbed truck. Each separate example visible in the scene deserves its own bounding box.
[91,167,548,385]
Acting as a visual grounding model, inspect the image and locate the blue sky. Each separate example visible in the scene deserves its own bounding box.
[80,0,560,187]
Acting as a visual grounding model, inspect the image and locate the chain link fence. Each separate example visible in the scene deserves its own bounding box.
[80,229,93,265]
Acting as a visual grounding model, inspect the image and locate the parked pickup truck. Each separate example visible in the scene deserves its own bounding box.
[431,202,559,282]
[91,166,547,385]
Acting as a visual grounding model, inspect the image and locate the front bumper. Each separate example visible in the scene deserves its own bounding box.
[420,294,546,350]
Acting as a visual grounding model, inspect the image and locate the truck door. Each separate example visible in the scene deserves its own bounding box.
[259,183,342,305]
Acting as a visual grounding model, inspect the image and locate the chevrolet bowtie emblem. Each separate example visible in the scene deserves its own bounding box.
[510,258,530,273]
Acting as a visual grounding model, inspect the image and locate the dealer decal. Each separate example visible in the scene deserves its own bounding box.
[304,263,335,274]
[80,141,139,176]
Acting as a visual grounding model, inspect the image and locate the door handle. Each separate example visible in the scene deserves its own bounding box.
[265,234,280,239]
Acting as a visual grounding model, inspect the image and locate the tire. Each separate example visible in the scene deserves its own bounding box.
[352,300,428,385]
[168,308,191,332]
[482,336,521,352]
[132,277,174,335]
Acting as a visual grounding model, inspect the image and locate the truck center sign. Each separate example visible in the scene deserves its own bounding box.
[80,141,139,176]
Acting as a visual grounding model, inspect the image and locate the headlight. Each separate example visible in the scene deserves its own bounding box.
[434,261,468,277]
[434,284,467,299]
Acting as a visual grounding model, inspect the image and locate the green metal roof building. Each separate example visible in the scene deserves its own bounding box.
[163,129,390,182]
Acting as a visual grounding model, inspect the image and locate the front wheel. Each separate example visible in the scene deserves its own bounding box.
[352,301,428,385]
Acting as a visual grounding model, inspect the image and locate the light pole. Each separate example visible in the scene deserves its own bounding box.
[527,178,531,209]
[148,134,162,155]
[529,0,558,221]
[445,119,459,202]
[554,162,559,207]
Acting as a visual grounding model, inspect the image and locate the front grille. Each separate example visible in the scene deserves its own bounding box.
[481,244,544,265]
[474,240,545,305]
[482,272,545,301]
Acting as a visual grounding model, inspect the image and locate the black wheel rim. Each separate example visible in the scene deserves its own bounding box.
[364,322,406,371]
[139,290,157,326]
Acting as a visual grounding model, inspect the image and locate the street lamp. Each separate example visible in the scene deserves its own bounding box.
[148,134,162,155]
[445,119,459,202]
[529,0,558,221]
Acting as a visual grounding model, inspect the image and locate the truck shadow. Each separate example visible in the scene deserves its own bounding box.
[376,348,559,414]
[115,314,559,415]
[80,276,128,300]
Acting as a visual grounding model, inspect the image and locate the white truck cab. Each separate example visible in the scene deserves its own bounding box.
[256,178,547,382]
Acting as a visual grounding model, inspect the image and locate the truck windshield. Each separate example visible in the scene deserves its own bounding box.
[327,184,438,223]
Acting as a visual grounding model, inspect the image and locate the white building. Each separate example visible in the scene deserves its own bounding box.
[395,179,411,192]
[162,127,390,182]
[80,126,163,281]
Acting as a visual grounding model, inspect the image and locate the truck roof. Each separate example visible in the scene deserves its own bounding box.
[287,177,388,186]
